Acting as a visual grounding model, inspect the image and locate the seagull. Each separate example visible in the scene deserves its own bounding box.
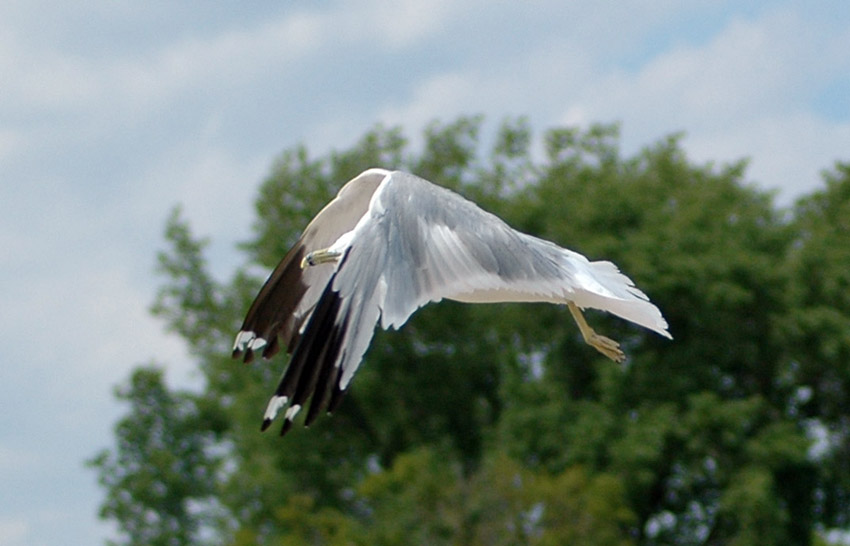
[233,168,671,435]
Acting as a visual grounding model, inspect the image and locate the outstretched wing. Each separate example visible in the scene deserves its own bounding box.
[231,169,388,363]
[366,172,670,338]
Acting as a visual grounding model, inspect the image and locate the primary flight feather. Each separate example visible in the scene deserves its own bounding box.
[233,168,671,435]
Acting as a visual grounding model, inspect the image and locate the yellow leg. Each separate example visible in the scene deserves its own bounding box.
[300,248,342,269]
[567,301,625,363]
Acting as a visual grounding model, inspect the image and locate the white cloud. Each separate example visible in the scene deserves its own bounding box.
[0,9,325,119]
[127,141,268,280]
[688,113,850,204]
[333,3,850,206]
[0,445,41,475]
[0,165,195,426]
[551,6,850,201]
[0,0,481,123]
[362,0,468,48]
[0,259,194,414]
[379,71,478,128]
[0,127,24,169]
[0,518,29,546]
[116,12,324,104]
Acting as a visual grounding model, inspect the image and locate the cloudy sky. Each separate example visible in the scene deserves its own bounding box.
[1,1,848,544]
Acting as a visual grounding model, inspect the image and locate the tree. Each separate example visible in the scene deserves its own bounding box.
[784,162,850,532]
[88,367,227,546]
[497,128,813,544]
[91,118,849,545]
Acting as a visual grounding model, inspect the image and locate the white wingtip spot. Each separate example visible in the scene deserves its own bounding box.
[284,404,302,422]
[248,337,267,351]
[233,330,256,352]
[264,395,288,422]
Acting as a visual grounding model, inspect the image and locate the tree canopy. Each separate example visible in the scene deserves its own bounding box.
[89,117,850,545]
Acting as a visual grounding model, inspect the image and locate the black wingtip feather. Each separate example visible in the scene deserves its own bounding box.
[306,353,345,425]
[288,292,342,412]
[280,418,294,437]
[275,278,346,424]
[328,387,348,414]
[260,418,272,432]
[304,315,349,426]
[262,335,281,359]
[272,293,335,403]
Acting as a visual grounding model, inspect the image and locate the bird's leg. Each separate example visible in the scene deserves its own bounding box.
[567,301,625,363]
[300,248,342,269]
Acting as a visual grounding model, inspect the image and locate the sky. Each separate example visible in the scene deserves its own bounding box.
[1,1,849,544]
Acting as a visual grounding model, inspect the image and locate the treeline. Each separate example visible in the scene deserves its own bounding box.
[89,118,850,545]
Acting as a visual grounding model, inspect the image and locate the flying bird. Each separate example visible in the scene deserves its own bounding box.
[233,168,671,435]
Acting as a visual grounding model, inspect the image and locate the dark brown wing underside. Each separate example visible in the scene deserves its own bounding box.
[232,244,309,363]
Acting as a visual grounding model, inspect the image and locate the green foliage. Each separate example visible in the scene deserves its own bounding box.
[354,447,636,546]
[785,162,850,531]
[91,119,850,545]
[87,366,226,546]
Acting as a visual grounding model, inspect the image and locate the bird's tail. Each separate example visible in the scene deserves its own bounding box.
[570,259,672,339]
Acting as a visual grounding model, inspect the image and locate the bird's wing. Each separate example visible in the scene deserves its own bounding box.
[260,170,670,434]
[368,172,669,338]
[231,168,388,363]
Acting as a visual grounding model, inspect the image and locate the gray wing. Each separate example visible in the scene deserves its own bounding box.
[335,171,670,382]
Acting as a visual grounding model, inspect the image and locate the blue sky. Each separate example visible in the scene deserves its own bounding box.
[1,2,849,544]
